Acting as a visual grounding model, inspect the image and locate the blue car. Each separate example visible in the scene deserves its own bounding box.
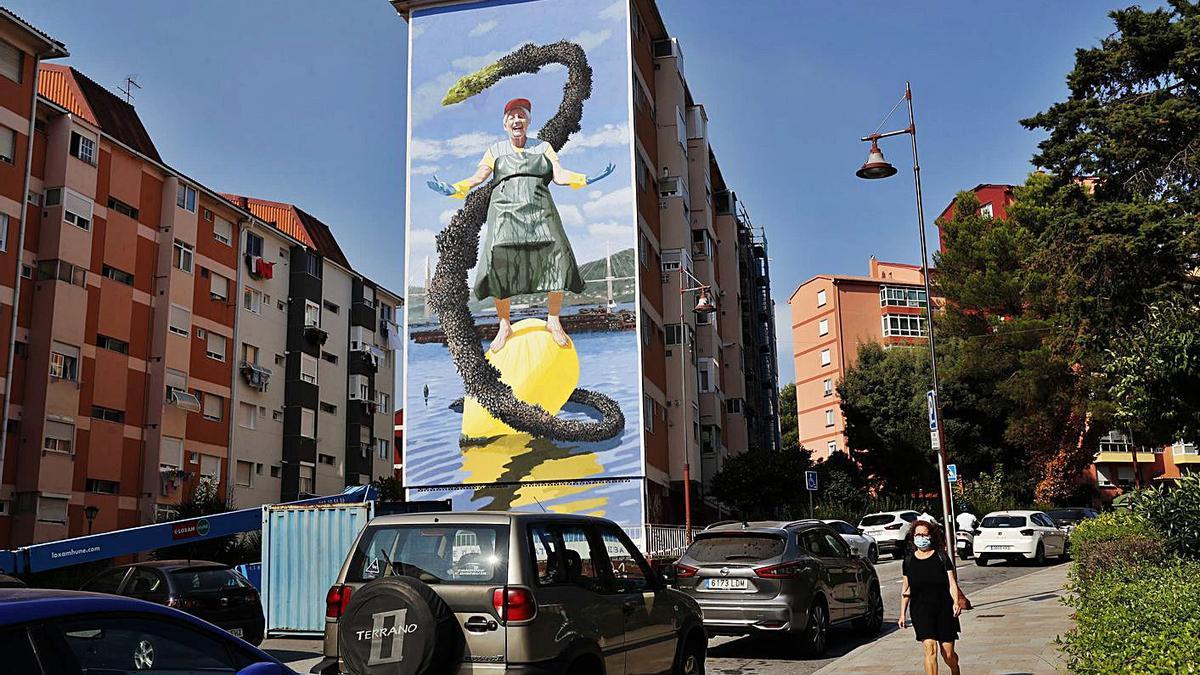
[0,588,294,674]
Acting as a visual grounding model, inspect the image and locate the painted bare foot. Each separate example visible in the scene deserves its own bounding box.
[546,315,570,347]
[490,320,513,352]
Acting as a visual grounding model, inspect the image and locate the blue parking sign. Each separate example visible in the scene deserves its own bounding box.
[947,464,958,483]
[806,471,818,491]
[927,390,939,432]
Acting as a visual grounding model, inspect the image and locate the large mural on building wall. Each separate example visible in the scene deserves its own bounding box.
[403,0,643,526]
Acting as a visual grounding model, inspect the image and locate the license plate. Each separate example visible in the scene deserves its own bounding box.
[227,628,244,638]
[866,530,883,537]
[706,578,748,591]
[989,545,1012,551]
[956,541,968,549]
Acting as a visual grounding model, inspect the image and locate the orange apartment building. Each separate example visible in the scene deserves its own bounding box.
[788,257,933,461]
[0,11,402,547]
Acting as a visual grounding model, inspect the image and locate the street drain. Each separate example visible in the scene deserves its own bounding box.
[978,614,1005,618]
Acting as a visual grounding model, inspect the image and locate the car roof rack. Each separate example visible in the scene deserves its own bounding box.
[781,519,822,529]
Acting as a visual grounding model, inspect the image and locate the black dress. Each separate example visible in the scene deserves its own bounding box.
[903,550,960,642]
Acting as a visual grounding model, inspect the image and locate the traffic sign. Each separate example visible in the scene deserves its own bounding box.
[927,390,939,432]
[805,471,818,491]
[947,464,958,483]
[930,431,941,450]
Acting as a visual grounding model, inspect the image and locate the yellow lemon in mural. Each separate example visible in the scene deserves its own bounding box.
[462,318,579,437]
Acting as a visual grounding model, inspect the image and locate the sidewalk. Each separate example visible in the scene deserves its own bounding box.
[814,564,1072,674]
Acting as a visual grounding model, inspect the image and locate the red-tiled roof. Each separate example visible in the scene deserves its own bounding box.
[0,7,68,57]
[38,64,161,162]
[222,194,350,269]
[294,206,350,269]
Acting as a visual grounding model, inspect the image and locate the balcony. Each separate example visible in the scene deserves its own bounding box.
[1172,441,1200,464]
[239,362,272,392]
[166,387,201,413]
[303,323,328,345]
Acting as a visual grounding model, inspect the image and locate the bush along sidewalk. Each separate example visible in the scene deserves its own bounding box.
[1058,478,1200,673]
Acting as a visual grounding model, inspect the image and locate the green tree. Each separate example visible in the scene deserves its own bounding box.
[779,383,800,453]
[153,481,238,564]
[709,446,813,520]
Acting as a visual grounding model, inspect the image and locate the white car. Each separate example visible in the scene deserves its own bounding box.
[974,510,1068,566]
[857,510,921,560]
[823,519,879,563]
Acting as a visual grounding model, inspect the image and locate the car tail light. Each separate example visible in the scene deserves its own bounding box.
[168,597,200,610]
[1019,529,1034,537]
[754,562,806,579]
[885,523,903,530]
[674,563,698,578]
[325,584,353,619]
[492,587,536,622]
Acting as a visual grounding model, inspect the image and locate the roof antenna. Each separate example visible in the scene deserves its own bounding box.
[118,75,141,104]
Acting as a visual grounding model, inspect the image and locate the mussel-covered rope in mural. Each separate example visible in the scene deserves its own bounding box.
[427,41,624,443]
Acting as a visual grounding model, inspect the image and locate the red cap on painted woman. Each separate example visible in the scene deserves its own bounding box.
[504,98,532,115]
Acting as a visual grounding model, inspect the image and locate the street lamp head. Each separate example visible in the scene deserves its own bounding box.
[856,139,897,180]
[693,288,716,314]
[83,505,99,522]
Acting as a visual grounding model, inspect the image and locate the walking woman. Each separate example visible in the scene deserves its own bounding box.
[899,518,963,675]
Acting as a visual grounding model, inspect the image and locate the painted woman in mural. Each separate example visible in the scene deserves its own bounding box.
[427,98,614,352]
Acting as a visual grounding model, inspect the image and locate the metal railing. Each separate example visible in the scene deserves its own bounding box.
[628,524,690,562]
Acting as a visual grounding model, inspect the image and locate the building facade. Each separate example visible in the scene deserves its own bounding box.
[0,13,401,547]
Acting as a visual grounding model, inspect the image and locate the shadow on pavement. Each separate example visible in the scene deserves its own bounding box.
[708,624,902,662]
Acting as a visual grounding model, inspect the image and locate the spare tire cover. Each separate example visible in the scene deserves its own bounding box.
[337,576,460,675]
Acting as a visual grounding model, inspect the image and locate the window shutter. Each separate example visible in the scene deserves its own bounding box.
[0,41,21,82]
[0,128,14,163]
[65,189,93,220]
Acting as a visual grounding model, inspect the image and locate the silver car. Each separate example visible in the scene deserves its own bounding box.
[671,520,884,656]
[313,511,705,674]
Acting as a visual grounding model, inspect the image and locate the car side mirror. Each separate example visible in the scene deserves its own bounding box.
[856,528,864,535]
[238,663,289,675]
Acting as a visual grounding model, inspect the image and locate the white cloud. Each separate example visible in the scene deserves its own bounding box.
[410,131,502,161]
[598,0,626,20]
[583,186,634,220]
[451,42,526,73]
[558,204,584,227]
[572,29,612,51]
[469,19,498,37]
[410,23,428,38]
[411,71,461,124]
[559,123,629,156]
[409,228,437,245]
[411,164,440,175]
[438,209,458,226]
[587,222,631,240]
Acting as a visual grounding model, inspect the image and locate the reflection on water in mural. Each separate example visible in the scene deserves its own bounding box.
[410,477,645,527]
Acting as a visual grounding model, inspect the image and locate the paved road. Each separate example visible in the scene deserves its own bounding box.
[704,556,1069,675]
[263,556,1068,675]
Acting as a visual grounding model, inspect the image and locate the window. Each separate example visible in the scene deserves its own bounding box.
[209,272,229,300]
[173,240,193,272]
[300,353,318,385]
[37,495,68,523]
[0,127,14,164]
[305,300,321,327]
[828,440,837,455]
[318,453,335,466]
[168,304,190,337]
[321,351,338,364]
[245,231,264,257]
[236,460,254,487]
[176,183,197,212]
[43,421,75,455]
[202,392,223,421]
[350,374,370,401]
[0,40,22,82]
[820,349,831,367]
[725,397,743,414]
[270,465,282,478]
[301,408,316,438]
[698,358,718,393]
[161,436,183,471]
[529,524,602,592]
[85,478,119,494]
[298,465,314,494]
[239,402,257,429]
[880,286,927,308]
[980,202,994,218]
[199,454,221,483]
[101,265,134,286]
[44,187,62,206]
[323,300,340,314]
[818,318,829,337]
[825,409,835,427]
[49,342,80,381]
[243,287,263,314]
[213,216,233,245]
[205,331,226,361]
[37,259,87,287]
[60,617,241,673]
[97,334,129,354]
[20,264,31,279]
[320,402,337,415]
[202,207,214,222]
[106,196,139,219]
[304,251,321,277]
[241,342,259,366]
[817,289,827,307]
[90,406,124,424]
[27,190,41,206]
[598,527,652,593]
[63,189,93,230]
[882,314,927,337]
[823,378,833,396]
[69,131,97,165]
[0,213,10,253]
[377,391,390,411]
[377,439,390,460]
[665,323,684,346]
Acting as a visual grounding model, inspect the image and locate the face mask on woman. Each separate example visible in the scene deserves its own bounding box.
[914,535,933,550]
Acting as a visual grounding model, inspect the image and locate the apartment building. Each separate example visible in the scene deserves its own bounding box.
[788,257,933,461]
[0,11,401,547]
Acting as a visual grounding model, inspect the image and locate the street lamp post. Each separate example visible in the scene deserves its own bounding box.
[83,505,100,536]
[678,264,716,543]
[857,82,956,559]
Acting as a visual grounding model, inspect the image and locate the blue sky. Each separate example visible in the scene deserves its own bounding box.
[9,0,1151,387]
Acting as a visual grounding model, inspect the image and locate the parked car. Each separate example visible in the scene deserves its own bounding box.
[857,510,921,560]
[974,511,1069,566]
[822,519,878,563]
[672,519,884,657]
[314,511,705,675]
[1045,507,1100,535]
[80,560,264,645]
[0,588,292,674]
[0,573,26,588]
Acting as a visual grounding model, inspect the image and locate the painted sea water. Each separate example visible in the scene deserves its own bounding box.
[404,314,644,526]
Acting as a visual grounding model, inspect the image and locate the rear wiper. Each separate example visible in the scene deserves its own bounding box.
[378,547,395,578]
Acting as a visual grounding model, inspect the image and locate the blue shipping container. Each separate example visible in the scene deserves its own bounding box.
[261,502,374,636]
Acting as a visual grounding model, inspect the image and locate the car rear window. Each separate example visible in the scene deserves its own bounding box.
[1046,509,1084,522]
[981,515,1027,528]
[348,524,508,585]
[170,568,248,594]
[686,534,785,563]
[859,515,894,527]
